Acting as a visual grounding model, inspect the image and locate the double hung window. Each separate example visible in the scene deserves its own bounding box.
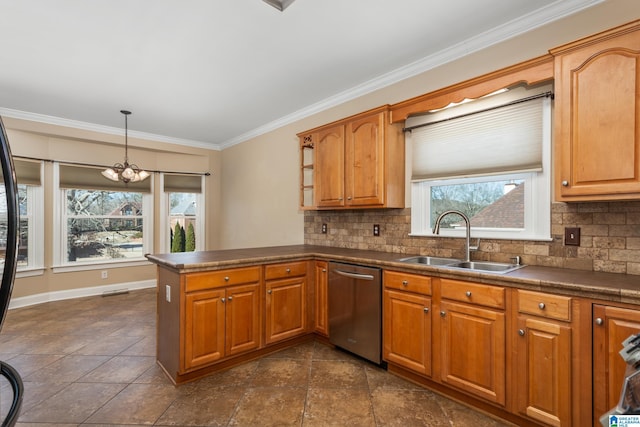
[161,173,204,253]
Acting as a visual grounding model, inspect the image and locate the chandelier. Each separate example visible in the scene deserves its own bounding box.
[101,110,150,183]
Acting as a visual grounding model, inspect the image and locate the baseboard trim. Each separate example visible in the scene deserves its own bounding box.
[8,280,156,309]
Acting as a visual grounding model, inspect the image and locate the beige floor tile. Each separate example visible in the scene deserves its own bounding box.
[24,354,110,383]
[229,387,307,427]
[251,358,311,388]
[371,388,451,427]
[79,355,155,383]
[304,387,376,427]
[156,385,245,426]
[310,359,369,389]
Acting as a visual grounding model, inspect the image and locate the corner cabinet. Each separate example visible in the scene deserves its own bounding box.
[551,20,640,201]
[297,106,405,210]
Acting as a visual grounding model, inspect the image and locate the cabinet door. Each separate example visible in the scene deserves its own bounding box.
[593,305,640,423]
[314,261,329,336]
[383,289,432,376]
[316,124,345,207]
[265,276,307,344]
[440,300,506,406]
[554,25,640,200]
[515,316,572,426]
[184,289,225,370]
[345,112,385,206]
[225,283,261,357]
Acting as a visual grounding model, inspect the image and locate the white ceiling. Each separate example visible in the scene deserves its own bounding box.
[0,0,601,150]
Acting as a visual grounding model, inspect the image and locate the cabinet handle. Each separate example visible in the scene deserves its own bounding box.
[595,317,604,326]
[562,180,569,187]
[221,297,225,303]
[286,268,291,273]
[224,276,230,282]
[228,296,233,301]
[518,329,525,336]
[440,311,446,317]
[402,280,408,286]
[538,302,546,310]
[267,289,272,295]
[423,307,429,313]
[465,291,472,298]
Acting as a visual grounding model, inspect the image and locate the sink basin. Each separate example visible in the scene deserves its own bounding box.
[445,261,525,274]
[396,256,461,266]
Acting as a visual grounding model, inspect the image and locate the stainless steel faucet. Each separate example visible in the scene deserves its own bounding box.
[432,210,472,262]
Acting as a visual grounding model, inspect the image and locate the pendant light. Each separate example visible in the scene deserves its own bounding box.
[101,110,150,183]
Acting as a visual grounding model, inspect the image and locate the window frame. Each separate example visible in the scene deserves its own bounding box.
[16,182,45,276]
[409,93,552,241]
[159,173,205,253]
[52,163,153,272]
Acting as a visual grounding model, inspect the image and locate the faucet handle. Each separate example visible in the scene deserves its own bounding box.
[510,255,521,265]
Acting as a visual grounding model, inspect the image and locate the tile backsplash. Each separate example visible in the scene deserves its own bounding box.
[304,201,640,275]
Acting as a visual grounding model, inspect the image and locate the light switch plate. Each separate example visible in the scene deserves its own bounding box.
[565,227,580,246]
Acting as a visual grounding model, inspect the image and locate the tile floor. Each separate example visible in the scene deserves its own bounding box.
[0,288,513,426]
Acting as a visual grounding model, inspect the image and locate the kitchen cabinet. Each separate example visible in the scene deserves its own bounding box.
[593,304,640,424]
[514,290,572,426]
[183,267,262,371]
[265,261,309,344]
[314,261,329,336]
[383,271,432,376]
[438,279,506,406]
[551,21,640,201]
[297,105,404,209]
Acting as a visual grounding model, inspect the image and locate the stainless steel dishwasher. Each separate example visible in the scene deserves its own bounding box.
[328,262,382,364]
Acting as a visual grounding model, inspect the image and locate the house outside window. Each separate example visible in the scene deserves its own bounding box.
[408,84,551,241]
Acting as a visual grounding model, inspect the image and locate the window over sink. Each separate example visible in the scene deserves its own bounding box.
[407,84,552,241]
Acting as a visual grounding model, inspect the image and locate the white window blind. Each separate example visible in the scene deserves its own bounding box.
[409,87,549,181]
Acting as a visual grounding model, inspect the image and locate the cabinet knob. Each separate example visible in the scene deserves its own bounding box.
[347,196,352,200]
[224,276,230,282]
[423,307,429,313]
[518,329,525,336]
[221,297,226,303]
[402,280,408,286]
[267,289,272,295]
[440,311,446,317]
[595,317,604,326]
[228,296,233,301]
[322,269,326,273]
[561,180,569,187]
[538,302,546,310]
[286,268,291,273]
[465,291,472,298]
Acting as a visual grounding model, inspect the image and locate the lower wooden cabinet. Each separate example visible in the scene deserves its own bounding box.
[383,271,433,376]
[593,304,640,424]
[265,261,309,344]
[314,261,329,336]
[514,290,573,427]
[184,282,261,371]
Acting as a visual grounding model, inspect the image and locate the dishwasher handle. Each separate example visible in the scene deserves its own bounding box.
[333,269,375,281]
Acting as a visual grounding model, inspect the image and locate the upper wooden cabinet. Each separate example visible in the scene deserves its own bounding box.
[551,20,640,201]
[298,106,405,210]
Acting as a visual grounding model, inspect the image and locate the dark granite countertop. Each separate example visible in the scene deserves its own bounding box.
[146,244,640,304]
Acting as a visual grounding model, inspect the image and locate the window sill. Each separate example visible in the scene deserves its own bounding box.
[16,267,45,278]
[52,259,152,274]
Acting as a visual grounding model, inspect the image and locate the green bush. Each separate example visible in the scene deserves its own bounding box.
[185,223,196,252]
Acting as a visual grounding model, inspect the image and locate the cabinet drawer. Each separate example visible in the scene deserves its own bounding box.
[264,261,307,280]
[185,267,260,292]
[384,271,432,295]
[517,290,572,322]
[440,279,505,309]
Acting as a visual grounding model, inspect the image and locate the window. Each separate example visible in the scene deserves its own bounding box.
[55,163,152,267]
[1,160,44,273]
[408,85,551,241]
[161,173,204,253]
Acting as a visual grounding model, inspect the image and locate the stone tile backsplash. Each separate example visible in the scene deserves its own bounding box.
[304,201,640,275]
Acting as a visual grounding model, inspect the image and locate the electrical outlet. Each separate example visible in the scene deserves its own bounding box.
[322,223,327,234]
[373,224,380,236]
[565,227,580,246]
[101,270,108,279]
[165,285,171,303]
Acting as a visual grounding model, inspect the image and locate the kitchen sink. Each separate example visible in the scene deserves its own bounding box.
[445,261,525,274]
[397,257,525,274]
[396,256,461,266]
